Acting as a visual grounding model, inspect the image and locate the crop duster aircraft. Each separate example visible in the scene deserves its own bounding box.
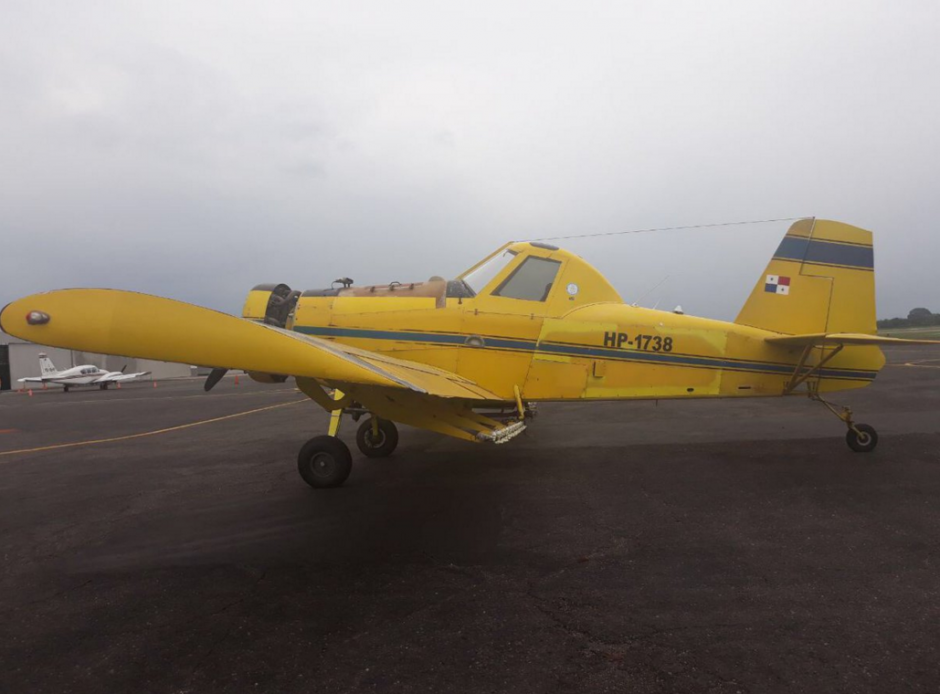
[2,219,937,488]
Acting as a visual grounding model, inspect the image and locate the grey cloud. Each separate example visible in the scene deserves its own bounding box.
[1,1,938,321]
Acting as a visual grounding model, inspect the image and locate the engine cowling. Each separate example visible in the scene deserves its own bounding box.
[242,283,301,328]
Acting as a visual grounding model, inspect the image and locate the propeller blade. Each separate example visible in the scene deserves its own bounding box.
[121,364,127,373]
[204,368,228,392]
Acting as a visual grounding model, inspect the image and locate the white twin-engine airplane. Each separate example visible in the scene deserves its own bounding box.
[18,353,150,392]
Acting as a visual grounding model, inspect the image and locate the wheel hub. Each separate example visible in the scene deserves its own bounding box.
[311,452,336,478]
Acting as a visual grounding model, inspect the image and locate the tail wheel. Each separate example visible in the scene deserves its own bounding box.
[297,435,353,488]
[356,418,399,458]
[846,424,878,453]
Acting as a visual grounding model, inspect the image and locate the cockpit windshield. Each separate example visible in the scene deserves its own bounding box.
[460,250,517,295]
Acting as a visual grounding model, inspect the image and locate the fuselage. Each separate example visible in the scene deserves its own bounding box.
[46,365,116,385]
[243,241,884,402]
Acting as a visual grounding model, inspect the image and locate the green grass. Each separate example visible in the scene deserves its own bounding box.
[878,326,940,339]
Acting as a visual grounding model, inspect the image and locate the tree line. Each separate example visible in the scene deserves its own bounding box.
[877,308,940,329]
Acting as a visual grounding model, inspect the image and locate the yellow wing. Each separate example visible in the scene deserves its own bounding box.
[765,332,940,347]
[0,289,501,401]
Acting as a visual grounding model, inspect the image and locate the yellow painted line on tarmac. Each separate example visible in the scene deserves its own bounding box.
[0,388,302,408]
[0,399,307,459]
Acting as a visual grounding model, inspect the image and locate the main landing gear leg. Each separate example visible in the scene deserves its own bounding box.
[811,393,879,453]
[295,388,402,487]
[297,388,353,488]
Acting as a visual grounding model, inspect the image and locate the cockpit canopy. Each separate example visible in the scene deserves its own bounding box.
[451,241,622,311]
[459,249,559,301]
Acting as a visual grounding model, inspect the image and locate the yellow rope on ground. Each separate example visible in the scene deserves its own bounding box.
[0,399,306,459]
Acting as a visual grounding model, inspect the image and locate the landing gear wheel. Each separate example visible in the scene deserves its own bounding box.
[356,418,399,458]
[297,435,353,488]
[846,424,878,453]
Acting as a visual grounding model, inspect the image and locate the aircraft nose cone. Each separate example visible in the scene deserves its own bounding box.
[26,310,51,325]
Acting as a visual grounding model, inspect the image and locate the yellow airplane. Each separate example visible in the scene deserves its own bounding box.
[2,218,936,488]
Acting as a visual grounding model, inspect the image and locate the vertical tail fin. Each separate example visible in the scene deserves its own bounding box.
[38,352,58,376]
[735,218,876,335]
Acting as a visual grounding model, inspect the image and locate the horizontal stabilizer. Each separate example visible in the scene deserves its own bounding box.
[765,332,940,348]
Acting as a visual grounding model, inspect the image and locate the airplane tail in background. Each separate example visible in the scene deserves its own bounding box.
[38,353,58,376]
[735,218,876,336]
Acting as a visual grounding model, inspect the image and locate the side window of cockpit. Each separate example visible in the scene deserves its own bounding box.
[493,257,561,301]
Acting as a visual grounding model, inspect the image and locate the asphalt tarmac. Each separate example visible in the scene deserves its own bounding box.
[1,346,938,693]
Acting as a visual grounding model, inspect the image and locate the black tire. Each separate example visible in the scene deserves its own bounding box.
[297,435,353,488]
[846,424,878,453]
[63,385,70,393]
[356,418,399,458]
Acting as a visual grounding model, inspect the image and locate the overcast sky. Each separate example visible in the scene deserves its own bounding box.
[1,1,938,321]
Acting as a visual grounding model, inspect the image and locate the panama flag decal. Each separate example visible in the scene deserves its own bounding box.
[765,275,791,295]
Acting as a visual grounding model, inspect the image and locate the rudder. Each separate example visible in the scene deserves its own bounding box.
[735,218,876,335]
